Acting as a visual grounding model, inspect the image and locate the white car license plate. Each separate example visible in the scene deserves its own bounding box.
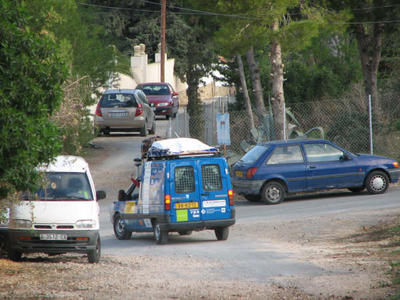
[40,233,68,241]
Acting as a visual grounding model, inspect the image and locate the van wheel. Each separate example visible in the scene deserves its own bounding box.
[366,171,389,194]
[215,227,229,241]
[113,215,132,240]
[261,181,285,204]
[88,236,101,263]
[153,222,168,244]
[140,122,148,137]
[8,248,22,261]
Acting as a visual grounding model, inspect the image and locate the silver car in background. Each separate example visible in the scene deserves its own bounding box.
[94,89,156,136]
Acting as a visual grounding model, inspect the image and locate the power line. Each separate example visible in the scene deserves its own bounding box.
[77,2,400,24]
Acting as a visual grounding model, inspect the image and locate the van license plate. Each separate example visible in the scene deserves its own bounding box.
[40,234,67,241]
[175,202,199,209]
[235,171,243,177]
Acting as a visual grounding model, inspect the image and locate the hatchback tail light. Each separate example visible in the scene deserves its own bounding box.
[95,102,102,117]
[246,167,258,179]
[135,104,143,116]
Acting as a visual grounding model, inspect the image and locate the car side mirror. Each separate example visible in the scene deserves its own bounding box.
[134,158,142,167]
[96,190,106,200]
[340,154,351,161]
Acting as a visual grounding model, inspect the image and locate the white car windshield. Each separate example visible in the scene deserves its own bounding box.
[22,172,93,201]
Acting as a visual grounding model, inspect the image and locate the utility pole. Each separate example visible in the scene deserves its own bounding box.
[160,0,166,82]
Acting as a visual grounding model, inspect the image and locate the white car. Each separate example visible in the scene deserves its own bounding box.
[8,155,106,263]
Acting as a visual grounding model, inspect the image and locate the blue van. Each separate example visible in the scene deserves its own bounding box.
[110,138,235,244]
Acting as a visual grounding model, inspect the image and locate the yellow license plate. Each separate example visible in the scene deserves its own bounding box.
[235,170,244,177]
[175,202,199,209]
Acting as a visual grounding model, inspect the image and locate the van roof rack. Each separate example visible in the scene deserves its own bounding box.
[146,138,220,159]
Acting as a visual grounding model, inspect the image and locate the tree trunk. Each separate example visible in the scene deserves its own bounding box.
[246,46,266,118]
[354,23,384,123]
[236,54,255,129]
[270,20,285,140]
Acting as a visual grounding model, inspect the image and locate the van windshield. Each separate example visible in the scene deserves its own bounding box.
[22,172,93,201]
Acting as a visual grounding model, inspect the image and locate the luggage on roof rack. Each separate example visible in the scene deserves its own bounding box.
[146,138,219,159]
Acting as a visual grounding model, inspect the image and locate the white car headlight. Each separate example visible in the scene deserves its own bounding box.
[157,102,170,107]
[76,219,96,229]
[9,219,32,229]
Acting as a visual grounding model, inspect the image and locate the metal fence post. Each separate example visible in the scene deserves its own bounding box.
[369,94,373,155]
[283,103,286,140]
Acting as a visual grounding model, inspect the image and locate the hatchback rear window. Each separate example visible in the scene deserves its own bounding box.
[142,85,170,96]
[174,166,195,194]
[239,145,269,164]
[202,164,222,191]
[100,93,138,108]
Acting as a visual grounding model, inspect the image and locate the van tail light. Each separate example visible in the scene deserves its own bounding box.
[164,194,171,210]
[394,162,399,168]
[95,102,102,117]
[228,190,234,206]
[135,104,143,116]
[246,167,258,179]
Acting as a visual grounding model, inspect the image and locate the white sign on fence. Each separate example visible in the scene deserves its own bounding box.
[216,113,230,145]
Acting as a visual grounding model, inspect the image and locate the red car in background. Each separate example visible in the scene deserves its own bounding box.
[136,82,179,119]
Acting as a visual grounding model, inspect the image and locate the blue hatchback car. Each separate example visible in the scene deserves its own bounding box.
[231,139,400,204]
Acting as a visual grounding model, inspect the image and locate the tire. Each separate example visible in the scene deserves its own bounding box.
[153,221,168,244]
[149,120,156,134]
[365,171,389,194]
[113,215,132,240]
[215,227,229,241]
[261,181,285,204]
[8,248,22,262]
[244,195,261,202]
[166,115,170,120]
[88,235,101,263]
[140,122,148,137]
[348,186,365,193]
[178,231,192,236]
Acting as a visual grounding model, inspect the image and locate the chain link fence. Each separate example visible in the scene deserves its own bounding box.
[170,95,400,163]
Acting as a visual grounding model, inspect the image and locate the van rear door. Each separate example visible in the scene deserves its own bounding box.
[197,158,232,221]
[169,160,201,223]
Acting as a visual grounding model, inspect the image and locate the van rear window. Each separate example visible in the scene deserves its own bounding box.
[174,166,195,194]
[202,165,222,191]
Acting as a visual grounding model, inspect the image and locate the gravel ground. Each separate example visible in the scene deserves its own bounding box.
[1,204,399,299]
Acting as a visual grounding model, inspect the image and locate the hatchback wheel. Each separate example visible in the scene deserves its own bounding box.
[140,122,148,137]
[261,181,285,204]
[149,120,156,134]
[365,171,389,194]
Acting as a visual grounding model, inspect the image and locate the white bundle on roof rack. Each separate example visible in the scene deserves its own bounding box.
[149,138,218,157]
